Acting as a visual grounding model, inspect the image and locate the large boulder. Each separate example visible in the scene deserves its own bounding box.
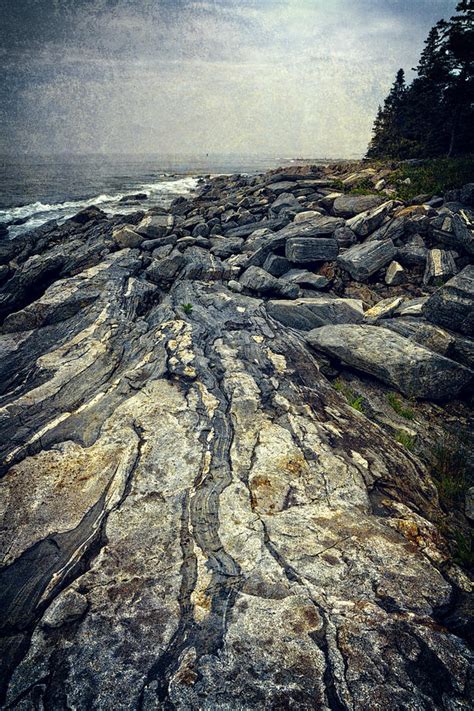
[267,296,364,330]
[137,214,174,239]
[306,324,473,400]
[332,194,384,218]
[347,201,395,238]
[276,214,344,240]
[286,237,338,263]
[337,239,397,281]
[112,225,144,249]
[423,266,474,336]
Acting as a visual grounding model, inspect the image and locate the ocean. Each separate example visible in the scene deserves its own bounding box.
[0,153,308,238]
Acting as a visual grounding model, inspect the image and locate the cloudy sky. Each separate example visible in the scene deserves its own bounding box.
[1,0,458,158]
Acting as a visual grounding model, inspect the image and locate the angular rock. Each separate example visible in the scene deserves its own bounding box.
[293,210,323,223]
[332,194,384,218]
[306,324,473,400]
[137,214,174,239]
[337,239,397,281]
[432,214,474,256]
[383,318,455,357]
[112,225,144,249]
[210,236,244,258]
[239,266,299,298]
[397,297,427,318]
[423,249,458,285]
[262,253,291,277]
[282,269,329,290]
[364,296,404,323]
[276,214,344,240]
[347,201,395,238]
[397,235,428,267]
[270,192,303,213]
[385,260,405,286]
[423,266,474,336]
[145,253,185,285]
[286,237,338,263]
[267,296,364,330]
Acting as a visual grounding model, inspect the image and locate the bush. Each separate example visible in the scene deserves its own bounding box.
[391,156,474,201]
[181,303,193,315]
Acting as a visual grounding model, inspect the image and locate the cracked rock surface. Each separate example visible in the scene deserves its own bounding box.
[0,170,473,710]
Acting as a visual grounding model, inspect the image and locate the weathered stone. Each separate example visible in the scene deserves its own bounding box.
[293,210,323,223]
[397,236,428,267]
[423,249,458,285]
[364,296,404,323]
[210,236,244,258]
[192,222,210,238]
[286,237,339,263]
[137,214,174,239]
[383,318,455,356]
[270,192,303,213]
[282,269,329,290]
[332,194,384,218]
[431,214,474,256]
[337,239,397,281]
[41,589,88,628]
[276,214,344,240]
[239,266,299,298]
[307,324,473,400]
[385,260,405,285]
[145,253,185,285]
[267,296,364,330]
[347,201,395,237]
[112,225,144,249]
[396,297,428,317]
[262,253,291,277]
[423,266,474,336]
[460,183,474,206]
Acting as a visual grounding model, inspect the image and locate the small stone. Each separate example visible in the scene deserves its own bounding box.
[385,261,405,286]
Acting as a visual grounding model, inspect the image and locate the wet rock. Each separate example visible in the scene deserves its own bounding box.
[118,193,148,203]
[70,206,107,224]
[239,266,299,298]
[268,296,364,330]
[385,260,405,285]
[423,249,458,285]
[423,266,474,336]
[337,239,397,281]
[286,237,339,263]
[306,324,473,400]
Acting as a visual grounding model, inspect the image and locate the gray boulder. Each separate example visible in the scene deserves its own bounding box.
[423,249,458,285]
[337,239,397,281]
[239,266,299,298]
[263,253,291,277]
[286,238,338,263]
[332,194,384,218]
[271,192,303,213]
[347,201,395,238]
[423,266,474,336]
[137,214,174,239]
[306,324,473,400]
[276,214,344,240]
[383,318,455,357]
[267,296,364,331]
[112,226,144,249]
[282,269,329,290]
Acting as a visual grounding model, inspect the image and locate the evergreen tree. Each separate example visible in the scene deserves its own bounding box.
[366,0,474,159]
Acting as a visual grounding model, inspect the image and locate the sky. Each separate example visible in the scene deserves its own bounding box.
[0,0,459,158]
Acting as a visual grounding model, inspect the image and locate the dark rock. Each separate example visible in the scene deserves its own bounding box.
[210,237,244,258]
[69,206,107,224]
[460,183,474,206]
[423,266,474,336]
[267,296,364,330]
[270,192,303,213]
[334,225,357,247]
[286,237,338,263]
[383,318,455,356]
[431,214,474,256]
[192,222,210,238]
[306,324,473,400]
[141,235,178,251]
[263,253,292,277]
[145,253,185,285]
[347,201,394,238]
[423,249,458,285]
[112,226,144,249]
[282,269,329,290]
[118,193,148,203]
[397,235,427,267]
[225,217,287,238]
[239,266,299,298]
[276,214,344,240]
[137,214,174,239]
[337,240,397,281]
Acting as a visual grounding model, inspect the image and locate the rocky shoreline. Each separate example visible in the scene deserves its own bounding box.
[0,162,473,709]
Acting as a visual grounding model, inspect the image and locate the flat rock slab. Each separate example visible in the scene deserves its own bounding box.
[306,324,473,400]
[267,296,364,330]
[286,237,338,263]
[332,194,384,218]
[423,265,474,336]
[338,239,397,281]
[276,214,344,240]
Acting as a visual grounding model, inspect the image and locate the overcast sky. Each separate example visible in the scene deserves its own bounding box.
[0,0,459,158]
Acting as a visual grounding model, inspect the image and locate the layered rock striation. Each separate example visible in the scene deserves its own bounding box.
[0,166,473,709]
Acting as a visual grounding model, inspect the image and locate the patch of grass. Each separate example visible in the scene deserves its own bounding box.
[347,178,376,195]
[333,380,365,412]
[430,436,469,510]
[395,430,416,451]
[453,531,474,570]
[386,392,414,420]
[181,303,193,315]
[391,156,474,202]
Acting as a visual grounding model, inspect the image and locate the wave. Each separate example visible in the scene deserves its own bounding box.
[0,176,200,230]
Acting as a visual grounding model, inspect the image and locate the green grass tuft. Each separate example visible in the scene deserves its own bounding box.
[386,392,414,420]
[395,430,416,451]
[333,380,365,412]
[181,303,193,315]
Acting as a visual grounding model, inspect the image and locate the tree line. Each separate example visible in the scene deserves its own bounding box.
[366,0,473,160]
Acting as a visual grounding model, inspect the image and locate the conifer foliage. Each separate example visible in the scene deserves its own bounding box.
[366,1,474,159]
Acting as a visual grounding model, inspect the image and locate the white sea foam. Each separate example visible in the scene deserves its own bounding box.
[0,176,200,237]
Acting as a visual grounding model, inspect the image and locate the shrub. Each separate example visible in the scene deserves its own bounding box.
[182,303,193,315]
